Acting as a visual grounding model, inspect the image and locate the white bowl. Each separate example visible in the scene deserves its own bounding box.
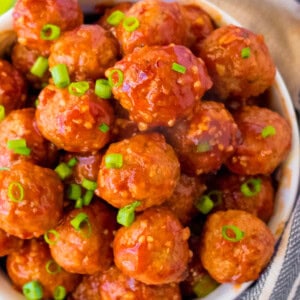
[0,1,299,299]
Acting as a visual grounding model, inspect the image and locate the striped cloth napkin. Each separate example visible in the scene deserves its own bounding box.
[207,0,300,299]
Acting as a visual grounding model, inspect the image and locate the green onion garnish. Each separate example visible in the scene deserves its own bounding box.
[123,16,140,32]
[53,286,67,300]
[30,56,49,78]
[222,225,244,242]
[241,47,251,59]
[104,153,123,169]
[107,10,125,26]
[44,229,60,245]
[108,69,124,88]
[70,212,92,238]
[193,274,219,298]
[195,195,214,214]
[172,62,187,74]
[67,184,82,200]
[75,198,83,209]
[68,81,89,96]
[40,24,61,40]
[67,157,78,167]
[54,163,72,180]
[261,125,276,138]
[98,123,110,133]
[240,178,262,197]
[95,79,112,99]
[22,281,43,300]
[82,178,97,191]
[35,99,39,107]
[8,182,24,203]
[50,64,70,88]
[45,259,61,275]
[83,190,94,206]
[117,201,141,227]
[0,167,9,171]
[7,138,31,156]
[196,141,211,153]
[0,105,5,121]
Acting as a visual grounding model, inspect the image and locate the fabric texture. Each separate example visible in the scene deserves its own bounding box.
[207,1,300,299]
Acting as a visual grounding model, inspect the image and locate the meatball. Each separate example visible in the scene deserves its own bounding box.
[0,108,58,168]
[162,174,206,225]
[106,45,212,130]
[13,0,83,55]
[164,101,239,175]
[200,210,275,283]
[11,43,50,89]
[198,25,276,100]
[49,25,119,81]
[0,228,23,257]
[113,207,191,285]
[6,239,81,299]
[36,83,114,153]
[0,59,26,114]
[96,133,180,211]
[115,0,187,54]
[212,173,274,222]
[49,201,117,275]
[0,161,63,239]
[226,105,291,175]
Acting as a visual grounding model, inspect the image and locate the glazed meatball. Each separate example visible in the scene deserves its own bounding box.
[106,45,212,130]
[200,210,275,283]
[11,43,50,89]
[164,101,239,175]
[6,239,81,299]
[36,83,114,153]
[113,207,191,285]
[0,161,63,239]
[0,228,23,257]
[212,173,274,222]
[49,25,119,81]
[115,0,187,54]
[96,133,180,211]
[0,108,58,168]
[0,59,26,114]
[49,201,117,275]
[13,0,83,55]
[162,174,206,225]
[226,105,291,175]
[198,25,276,99]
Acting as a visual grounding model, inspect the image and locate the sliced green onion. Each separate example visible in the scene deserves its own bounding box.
[68,81,89,96]
[13,147,31,156]
[82,178,97,191]
[193,274,219,298]
[7,139,27,149]
[40,24,61,40]
[70,212,92,238]
[67,157,78,167]
[123,16,140,32]
[50,64,70,88]
[104,153,123,169]
[196,141,211,153]
[172,62,187,74]
[45,259,61,275]
[117,201,141,227]
[54,163,72,180]
[108,69,124,88]
[44,229,60,245]
[241,47,251,59]
[107,10,125,26]
[8,182,24,203]
[75,198,83,209]
[53,285,67,300]
[83,190,94,206]
[98,123,110,133]
[67,184,82,200]
[261,125,276,138]
[0,167,9,171]
[30,56,49,78]
[207,190,223,207]
[222,225,244,242]
[35,99,39,107]
[95,79,112,99]
[195,195,214,214]
[22,280,43,300]
[240,178,262,197]
[0,105,6,121]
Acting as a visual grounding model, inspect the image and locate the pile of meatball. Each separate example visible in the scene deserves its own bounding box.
[0,0,292,299]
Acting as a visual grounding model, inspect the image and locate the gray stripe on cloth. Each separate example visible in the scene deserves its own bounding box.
[293,282,300,300]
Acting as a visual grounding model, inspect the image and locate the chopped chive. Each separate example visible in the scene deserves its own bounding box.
[30,56,49,78]
[196,141,211,153]
[22,281,43,300]
[13,147,31,156]
[8,182,24,203]
[172,62,186,74]
[193,274,219,298]
[82,178,97,191]
[117,201,141,227]
[67,157,78,167]
[222,225,244,242]
[50,64,70,88]
[83,190,94,206]
[95,79,112,99]
[98,123,110,133]
[68,81,89,96]
[67,184,82,200]
[241,47,251,59]
[240,178,262,197]
[123,16,140,32]
[70,212,92,238]
[107,10,125,26]
[40,24,61,40]
[53,286,66,300]
[75,198,83,209]
[0,105,5,121]
[195,195,214,214]
[261,125,276,138]
[7,139,26,149]
[54,163,72,180]
[45,259,61,275]
[108,69,124,87]
[44,229,60,245]
[35,99,39,107]
[104,153,123,169]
